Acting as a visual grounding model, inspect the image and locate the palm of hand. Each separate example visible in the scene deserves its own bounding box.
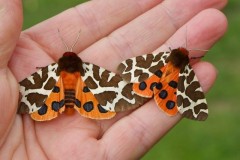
[0,0,227,159]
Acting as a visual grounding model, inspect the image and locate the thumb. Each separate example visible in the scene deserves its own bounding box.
[0,0,23,145]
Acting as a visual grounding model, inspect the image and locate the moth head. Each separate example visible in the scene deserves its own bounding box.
[58,52,84,74]
[168,47,189,68]
[57,30,85,74]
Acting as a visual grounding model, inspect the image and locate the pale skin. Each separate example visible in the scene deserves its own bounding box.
[0,0,227,159]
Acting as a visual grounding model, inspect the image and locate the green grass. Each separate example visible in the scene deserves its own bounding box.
[22,0,240,159]
[23,0,85,29]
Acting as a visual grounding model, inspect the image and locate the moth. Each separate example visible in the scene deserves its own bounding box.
[18,32,146,121]
[118,47,208,121]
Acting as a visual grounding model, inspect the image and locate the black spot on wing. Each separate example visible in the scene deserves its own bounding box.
[51,101,65,112]
[159,90,168,99]
[154,70,163,78]
[83,102,94,112]
[59,100,65,107]
[75,99,81,108]
[52,101,60,111]
[38,104,48,115]
[83,86,90,93]
[156,82,163,90]
[139,82,147,90]
[52,86,60,93]
[166,100,175,109]
[150,82,157,91]
[150,82,163,91]
[168,81,178,89]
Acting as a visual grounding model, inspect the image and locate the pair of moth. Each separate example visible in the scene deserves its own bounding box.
[18,35,208,121]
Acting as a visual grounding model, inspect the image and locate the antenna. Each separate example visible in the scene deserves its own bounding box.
[58,28,69,51]
[188,49,209,52]
[188,49,209,59]
[70,30,81,52]
[184,25,209,59]
[57,29,81,52]
[185,25,188,48]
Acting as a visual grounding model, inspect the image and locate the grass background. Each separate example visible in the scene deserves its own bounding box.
[23,0,240,159]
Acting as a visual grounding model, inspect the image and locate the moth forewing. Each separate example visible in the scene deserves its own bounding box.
[18,63,59,114]
[117,51,169,83]
[82,62,148,112]
[176,64,208,121]
[117,47,209,121]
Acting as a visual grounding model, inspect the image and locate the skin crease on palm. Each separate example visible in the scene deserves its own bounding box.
[0,0,227,159]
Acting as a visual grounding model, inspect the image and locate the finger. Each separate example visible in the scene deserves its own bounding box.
[22,0,163,59]
[100,9,226,159]
[79,0,227,71]
[0,0,22,145]
[0,0,22,68]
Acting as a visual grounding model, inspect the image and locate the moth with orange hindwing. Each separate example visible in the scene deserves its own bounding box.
[118,47,208,121]
[18,31,147,121]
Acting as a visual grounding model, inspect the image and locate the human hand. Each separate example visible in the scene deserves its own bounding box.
[0,0,227,159]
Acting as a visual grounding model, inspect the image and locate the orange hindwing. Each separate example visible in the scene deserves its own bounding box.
[30,78,65,121]
[153,64,179,116]
[74,77,116,119]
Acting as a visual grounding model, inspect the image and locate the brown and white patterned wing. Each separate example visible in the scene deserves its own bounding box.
[117,51,170,83]
[82,63,148,112]
[18,63,59,114]
[176,64,208,121]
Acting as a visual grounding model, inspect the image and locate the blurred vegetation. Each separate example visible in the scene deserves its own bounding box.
[23,0,84,29]
[23,0,240,159]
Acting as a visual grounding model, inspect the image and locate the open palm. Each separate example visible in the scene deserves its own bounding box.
[0,0,227,159]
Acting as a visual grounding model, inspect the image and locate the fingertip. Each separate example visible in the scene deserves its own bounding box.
[187,8,228,51]
[200,8,228,39]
